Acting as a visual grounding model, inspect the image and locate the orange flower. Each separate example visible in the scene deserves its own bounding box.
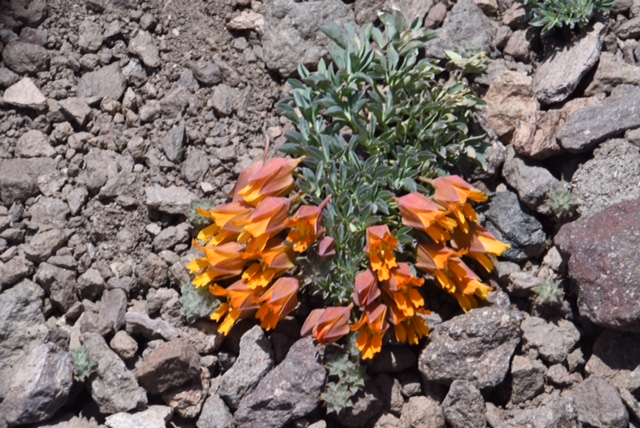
[210,280,261,335]
[394,312,430,345]
[365,225,398,281]
[317,236,336,258]
[451,223,511,272]
[255,277,299,330]
[243,197,290,239]
[238,158,301,206]
[187,241,248,288]
[241,263,285,289]
[301,305,352,344]
[431,175,488,233]
[351,303,389,360]
[229,160,264,202]
[396,192,457,243]
[353,269,381,308]
[386,263,425,292]
[258,238,294,270]
[415,241,461,272]
[447,258,493,312]
[198,201,253,233]
[285,196,330,252]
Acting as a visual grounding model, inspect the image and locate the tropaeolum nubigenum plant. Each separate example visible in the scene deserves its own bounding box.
[186,12,509,362]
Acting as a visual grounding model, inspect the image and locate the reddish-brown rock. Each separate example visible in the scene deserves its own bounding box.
[136,339,201,395]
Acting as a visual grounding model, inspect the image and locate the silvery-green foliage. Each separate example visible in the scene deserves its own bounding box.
[70,347,97,381]
[321,352,367,414]
[532,277,564,306]
[517,0,614,37]
[180,281,221,324]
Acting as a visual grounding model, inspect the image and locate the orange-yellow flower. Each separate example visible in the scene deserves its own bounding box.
[386,262,425,292]
[198,201,253,233]
[210,280,261,335]
[415,241,461,272]
[241,263,285,289]
[394,312,430,345]
[317,236,336,258]
[203,241,247,276]
[451,223,511,272]
[258,238,294,270]
[243,197,290,239]
[285,197,330,252]
[238,158,301,206]
[396,192,457,243]
[431,175,488,233]
[255,277,299,330]
[301,305,352,344]
[229,160,264,202]
[353,269,381,308]
[365,225,398,281]
[351,303,389,360]
[447,257,493,312]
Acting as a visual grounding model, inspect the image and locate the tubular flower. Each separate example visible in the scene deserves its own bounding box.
[396,192,457,243]
[255,277,300,330]
[237,157,302,206]
[188,241,248,288]
[394,312,431,345]
[258,238,295,270]
[285,196,330,252]
[451,223,511,273]
[241,262,286,289]
[365,225,399,281]
[243,197,291,239]
[210,280,261,335]
[415,241,462,272]
[301,305,353,344]
[198,201,253,233]
[230,160,264,202]
[386,263,425,292]
[317,236,336,258]
[351,303,389,360]
[431,175,488,233]
[447,258,493,312]
[353,269,381,308]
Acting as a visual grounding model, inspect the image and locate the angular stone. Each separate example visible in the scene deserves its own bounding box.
[161,122,185,163]
[125,311,180,341]
[58,98,92,127]
[27,197,70,229]
[532,22,604,105]
[15,130,56,158]
[585,52,640,96]
[181,147,209,184]
[484,191,547,262]
[136,339,201,395]
[262,0,355,77]
[564,377,628,428]
[161,371,208,419]
[502,146,561,215]
[400,395,445,428]
[2,41,49,75]
[0,257,34,290]
[555,198,640,331]
[419,307,522,389]
[335,380,384,427]
[145,185,197,215]
[128,30,161,68]
[482,71,538,141]
[424,0,497,59]
[557,84,640,152]
[234,337,326,428]
[219,326,274,410]
[1,343,73,427]
[191,61,222,87]
[97,289,127,335]
[110,331,138,361]
[502,394,579,427]
[227,11,265,32]
[104,405,173,428]
[521,317,580,364]
[24,228,66,263]
[197,392,234,428]
[585,330,640,391]
[0,67,19,88]
[77,268,106,302]
[81,332,147,414]
[78,20,103,52]
[77,63,127,101]
[617,16,640,40]
[571,139,640,219]
[3,77,46,109]
[34,263,78,312]
[442,380,486,428]
[511,111,566,160]
[510,355,545,404]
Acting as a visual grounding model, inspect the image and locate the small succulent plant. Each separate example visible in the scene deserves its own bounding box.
[547,187,579,221]
[70,347,97,381]
[180,281,221,324]
[187,199,216,226]
[322,351,367,414]
[532,277,564,306]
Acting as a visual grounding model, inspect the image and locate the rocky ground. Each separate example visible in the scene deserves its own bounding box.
[1,0,640,427]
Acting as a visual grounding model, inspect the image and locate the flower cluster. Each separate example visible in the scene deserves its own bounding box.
[300,176,509,360]
[187,156,328,335]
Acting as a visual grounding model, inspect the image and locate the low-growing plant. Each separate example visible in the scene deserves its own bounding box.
[70,347,97,381]
[183,12,509,368]
[546,186,579,222]
[187,200,217,226]
[517,0,614,37]
[532,277,565,306]
[180,281,221,324]
[322,351,366,414]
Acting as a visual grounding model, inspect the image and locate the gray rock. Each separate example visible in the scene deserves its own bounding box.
[158,73,199,118]
[192,61,222,87]
[136,338,201,395]
[145,185,197,215]
[0,280,48,398]
[510,355,545,404]
[81,332,147,414]
[77,149,130,194]
[27,197,70,229]
[211,84,238,117]
[424,0,497,59]
[161,122,186,163]
[160,371,208,419]
[197,392,234,428]
[262,0,355,77]
[585,52,640,96]
[128,30,161,68]
[502,270,538,297]
[97,289,127,335]
[182,147,210,184]
[110,330,138,361]
[15,130,56,158]
[135,252,168,289]
[2,42,50,74]
[219,326,274,410]
[442,380,486,428]
[419,307,522,389]
[125,311,180,341]
[77,268,106,302]
[58,98,92,127]
[585,330,640,391]
[424,2,447,29]
[555,198,640,331]
[0,67,19,88]
[502,146,561,215]
[0,257,34,289]
[104,405,173,428]
[34,263,78,312]
[78,20,103,53]
[617,15,640,39]
[373,374,403,416]
[511,110,566,160]
[502,394,579,427]
[1,343,73,427]
[3,77,47,109]
[571,139,640,218]
[140,13,158,31]
[545,363,576,387]
[503,28,536,61]
[557,84,640,153]
[564,376,628,428]
[66,187,88,216]
[400,395,445,428]
[77,63,127,101]
[532,22,604,105]
[483,191,547,262]
[335,380,384,427]
[24,228,66,263]
[153,223,190,251]
[234,337,326,428]
[521,317,580,364]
